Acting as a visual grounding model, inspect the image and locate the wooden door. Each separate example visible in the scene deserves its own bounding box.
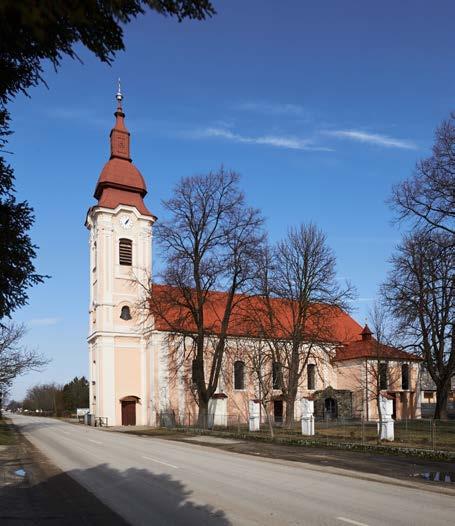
[121,401,136,426]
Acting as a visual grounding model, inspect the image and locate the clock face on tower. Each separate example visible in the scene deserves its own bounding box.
[119,214,133,230]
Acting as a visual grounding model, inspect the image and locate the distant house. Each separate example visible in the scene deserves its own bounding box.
[419,369,455,418]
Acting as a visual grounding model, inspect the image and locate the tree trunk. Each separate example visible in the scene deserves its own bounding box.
[285,395,295,428]
[285,351,299,427]
[434,383,449,420]
[262,402,274,439]
[197,395,209,428]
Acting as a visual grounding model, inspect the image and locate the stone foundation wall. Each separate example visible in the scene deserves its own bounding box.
[313,386,353,419]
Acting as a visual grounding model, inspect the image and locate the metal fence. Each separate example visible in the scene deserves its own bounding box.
[157,411,455,452]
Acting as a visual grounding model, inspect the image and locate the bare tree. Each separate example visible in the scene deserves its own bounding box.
[352,304,402,436]
[6,399,21,412]
[391,112,455,236]
[247,224,354,427]
[382,230,455,419]
[146,168,265,426]
[0,322,48,412]
[239,337,275,438]
[22,382,64,415]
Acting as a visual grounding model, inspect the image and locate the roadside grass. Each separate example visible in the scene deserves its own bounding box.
[215,420,455,452]
[0,417,16,446]
[311,420,455,451]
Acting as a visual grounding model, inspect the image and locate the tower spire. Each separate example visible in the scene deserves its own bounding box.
[92,85,154,218]
[116,78,123,111]
[110,78,130,161]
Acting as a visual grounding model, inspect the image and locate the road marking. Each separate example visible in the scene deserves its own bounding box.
[88,439,103,445]
[337,518,369,526]
[142,456,178,469]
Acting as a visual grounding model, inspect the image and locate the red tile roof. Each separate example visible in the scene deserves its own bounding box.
[334,336,421,363]
[151,287,420,363]
[151,285,363,343]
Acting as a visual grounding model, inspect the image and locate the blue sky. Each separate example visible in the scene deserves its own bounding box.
[7,1,455,399]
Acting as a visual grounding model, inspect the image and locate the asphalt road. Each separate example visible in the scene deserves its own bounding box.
[11,414,455,526]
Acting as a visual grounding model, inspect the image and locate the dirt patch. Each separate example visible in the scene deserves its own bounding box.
[181,435,244,445]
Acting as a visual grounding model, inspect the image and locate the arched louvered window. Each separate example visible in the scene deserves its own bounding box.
[119,238,132,266]
[120,305,132,320]
[234,361,245,390]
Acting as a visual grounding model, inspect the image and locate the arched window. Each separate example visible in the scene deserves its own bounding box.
[307,364,316,390]
[379,362,388,390]
[401,364,409,390]
[119,238,132,266]
[272,362,282,389]
[120,305,132,320]
[234,361,245,390]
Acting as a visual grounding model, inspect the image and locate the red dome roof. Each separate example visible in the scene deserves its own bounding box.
[94,158,147,199]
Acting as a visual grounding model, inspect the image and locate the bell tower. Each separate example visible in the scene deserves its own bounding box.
[86,83,156,426]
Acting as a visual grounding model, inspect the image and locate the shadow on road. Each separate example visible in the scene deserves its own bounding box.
[1,460,230,525]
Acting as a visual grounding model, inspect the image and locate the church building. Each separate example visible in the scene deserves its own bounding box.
[86,90,422,427]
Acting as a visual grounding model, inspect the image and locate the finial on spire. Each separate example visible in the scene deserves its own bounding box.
[116,78,123,110]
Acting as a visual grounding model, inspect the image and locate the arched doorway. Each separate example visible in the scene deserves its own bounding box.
[120,396,139,426]
[324,397,337,419]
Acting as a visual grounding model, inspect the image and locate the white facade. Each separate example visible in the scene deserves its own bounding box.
[86,204,154,425]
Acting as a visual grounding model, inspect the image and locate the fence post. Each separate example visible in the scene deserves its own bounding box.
[432,420,436,450]
[237,415,240,434]
[326,417,329,446]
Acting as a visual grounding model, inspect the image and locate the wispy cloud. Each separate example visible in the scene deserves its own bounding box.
[46,107,109,129]
[323,129,417,150]
[187,127,333,152]
[29,317,61,327]
[235,101,306,117]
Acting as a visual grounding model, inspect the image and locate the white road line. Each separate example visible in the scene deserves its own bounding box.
[336,517,370,526]
[142,456,179,469]
[88,439,103,445]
